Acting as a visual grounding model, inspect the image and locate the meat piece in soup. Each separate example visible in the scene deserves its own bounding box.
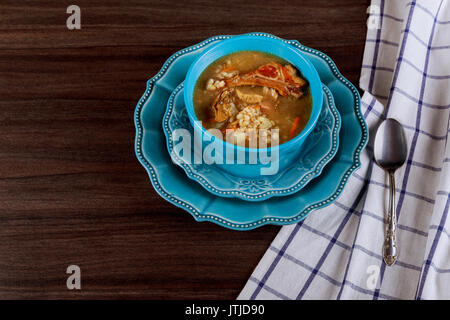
[193,51,312,147]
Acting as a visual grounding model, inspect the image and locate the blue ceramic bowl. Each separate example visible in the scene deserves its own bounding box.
[184,34,323,177]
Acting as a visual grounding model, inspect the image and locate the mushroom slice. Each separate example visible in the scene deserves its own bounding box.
[211,88,238,122]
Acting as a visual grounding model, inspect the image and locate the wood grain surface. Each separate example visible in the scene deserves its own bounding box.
[0,0,369,299]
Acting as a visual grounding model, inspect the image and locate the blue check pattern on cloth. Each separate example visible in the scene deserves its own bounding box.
[238,0,450,300]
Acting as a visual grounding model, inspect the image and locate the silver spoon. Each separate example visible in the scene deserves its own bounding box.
[374,118,407,266]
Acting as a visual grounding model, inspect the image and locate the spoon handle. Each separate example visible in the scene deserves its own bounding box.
[383,171,398,266]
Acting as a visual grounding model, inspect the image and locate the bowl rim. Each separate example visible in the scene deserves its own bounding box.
[184,33,323,153]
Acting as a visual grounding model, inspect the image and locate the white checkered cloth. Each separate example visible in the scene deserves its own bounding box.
[238,0,450,300]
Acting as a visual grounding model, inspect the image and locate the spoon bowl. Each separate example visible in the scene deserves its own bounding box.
[374,119,407,172]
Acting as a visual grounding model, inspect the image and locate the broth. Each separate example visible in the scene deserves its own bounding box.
[193,51,312,147]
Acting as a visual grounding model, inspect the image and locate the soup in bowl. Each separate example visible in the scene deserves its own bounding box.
[194,51,313,147]
[184,34,323,177]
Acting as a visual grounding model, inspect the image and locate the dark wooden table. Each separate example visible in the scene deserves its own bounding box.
[0,0,369,299]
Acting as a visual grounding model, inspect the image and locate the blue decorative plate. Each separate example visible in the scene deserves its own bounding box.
[163,82,341,201]
[134,32,368,230]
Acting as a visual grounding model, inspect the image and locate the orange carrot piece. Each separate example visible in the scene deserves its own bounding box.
[222,66,235,72]
[289,117,301,138]
[221,127,235,135]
